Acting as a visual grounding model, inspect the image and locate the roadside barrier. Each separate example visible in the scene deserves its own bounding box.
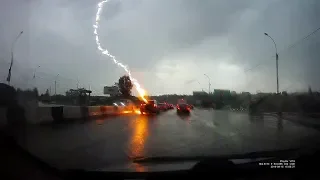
[88,106,102,117]
[52,106,64,123]
[63,106,82,119]
[0,105,138,125]
[37,107,53,124]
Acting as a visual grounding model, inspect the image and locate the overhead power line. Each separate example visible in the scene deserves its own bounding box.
[281,27,320,54]
[245,26,320,72]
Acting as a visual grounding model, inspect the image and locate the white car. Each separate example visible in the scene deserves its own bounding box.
[113,99,135,112]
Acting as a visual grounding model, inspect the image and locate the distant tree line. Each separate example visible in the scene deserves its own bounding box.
[16,87,39,98]
[249,92,320,115]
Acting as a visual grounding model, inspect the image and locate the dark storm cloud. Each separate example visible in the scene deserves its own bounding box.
[101,0,256,69]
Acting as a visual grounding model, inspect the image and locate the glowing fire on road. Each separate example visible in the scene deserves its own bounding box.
[121,109,142,115]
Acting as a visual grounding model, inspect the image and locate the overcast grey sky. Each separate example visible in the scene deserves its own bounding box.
[1,0,320,96]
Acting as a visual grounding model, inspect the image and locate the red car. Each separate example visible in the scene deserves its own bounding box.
[158,103,168,111]
[140,100,160,114]
[176,103,191,114]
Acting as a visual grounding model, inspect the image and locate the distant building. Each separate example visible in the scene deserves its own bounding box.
[213,89,231,97]
[241,92,251,96]
[257,92,271,97]
[104,86,120,96]
[192,91,209,106]
[65,88,92,105]
[66,88,92,97]
[239,91,251,102]
[193,91,208,96]
[231,91,237,96]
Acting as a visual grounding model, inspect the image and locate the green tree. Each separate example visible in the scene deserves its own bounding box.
[308,85,313,95]
[45,89,50,96]
[118,75,133,97]
[33,87,39,97]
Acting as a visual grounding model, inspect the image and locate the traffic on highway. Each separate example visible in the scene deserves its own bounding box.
[139,98,191,115]
[2,0,320,179]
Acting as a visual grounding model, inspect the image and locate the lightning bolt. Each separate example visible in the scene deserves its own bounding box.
[93,0,147,103]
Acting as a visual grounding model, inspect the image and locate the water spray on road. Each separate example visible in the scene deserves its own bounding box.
[93,0,148,103]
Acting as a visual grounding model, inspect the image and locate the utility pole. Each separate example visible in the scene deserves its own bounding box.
[77,78,79,89]
[204,74,211,94]
[54,81,56,95]
[264,33,279,94]
[49,86,52,101]
[33,65,40,79]
[276,53,279,94]
[54,74,59,95]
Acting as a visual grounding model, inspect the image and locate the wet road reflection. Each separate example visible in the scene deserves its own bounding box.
[248,113,283,132]
[95,119,104,125]
[249,114,265,129]
[13,109,320,170]
[177,113,191,122]
[277,115,283,131]
[128,115,149,159]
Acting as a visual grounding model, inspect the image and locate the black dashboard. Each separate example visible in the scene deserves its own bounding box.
[63,154,318,180]
[2,132,319,180]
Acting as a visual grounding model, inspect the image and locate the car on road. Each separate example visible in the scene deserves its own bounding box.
[176,103,191,114]
[164,102,170,110]
[158,103,168,111]
[113,99,135,113]
[140,100,160,115]
[168,104,174,109]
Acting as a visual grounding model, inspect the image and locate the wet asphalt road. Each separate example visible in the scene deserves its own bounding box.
[12,109,320,170]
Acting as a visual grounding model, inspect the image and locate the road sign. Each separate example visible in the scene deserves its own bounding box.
[104,86,120,96]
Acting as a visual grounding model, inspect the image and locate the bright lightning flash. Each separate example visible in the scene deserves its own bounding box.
[94,0,148,103]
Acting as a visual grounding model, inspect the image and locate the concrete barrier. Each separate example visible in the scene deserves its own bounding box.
[63,106,82,119]
[105,106,116,115]
[36,107,53,124]
[100,106,108,115]
[52,106,64,123]
[6,104,137,125]
[88,106,102,117]
[80,106,89,120]
[113,106,126,115]
[17,96,38,124]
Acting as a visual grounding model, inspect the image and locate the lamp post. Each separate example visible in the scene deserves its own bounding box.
[204,74,211,94]
[33,65,40,79]
[264,32,279,94]
[54,74,59,95]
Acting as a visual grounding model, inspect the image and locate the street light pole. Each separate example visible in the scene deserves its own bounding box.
[77,78,79,89]
[264,33,279,94]
[33,65,40,79]
[7,31,23,85]
[55,74,59,95]
[204,74,211,94]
